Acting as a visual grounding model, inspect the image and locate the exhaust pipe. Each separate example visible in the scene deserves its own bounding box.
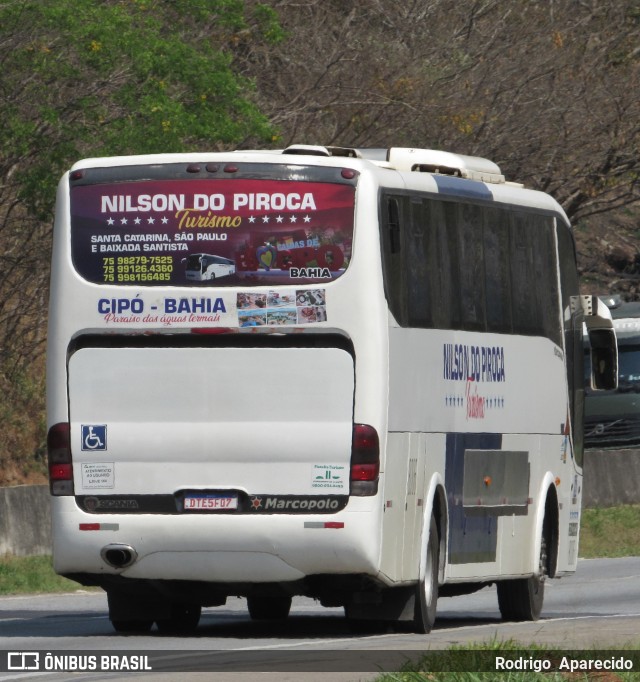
[101,544,137,569]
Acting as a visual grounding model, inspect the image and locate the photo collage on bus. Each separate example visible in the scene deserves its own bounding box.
[237,289,326,327]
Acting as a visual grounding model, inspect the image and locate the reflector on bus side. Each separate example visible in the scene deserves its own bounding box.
[47,422,74,496]
[350,424,380,496]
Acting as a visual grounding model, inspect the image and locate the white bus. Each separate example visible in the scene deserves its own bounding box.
[47,145,616,634]
[184,252,236,281]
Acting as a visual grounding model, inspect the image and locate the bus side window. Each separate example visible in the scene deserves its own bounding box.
[509,213,541,336]
[457,203,486,331]
[436,201,461,330]
[483,207,513,334]
[406,198,430,327]
[388,198,401,254]
[382,196,407,325]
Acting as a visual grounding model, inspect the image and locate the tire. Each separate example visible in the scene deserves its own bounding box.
[413,514,439,634]
[247,595,292,621]
[156,604,202,634]
[497,533,547,621]
[111,619,154,634]
[107,589,155,634]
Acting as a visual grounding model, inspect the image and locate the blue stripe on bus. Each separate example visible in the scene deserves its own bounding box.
[433,174,493,201]
[445,432,501,565]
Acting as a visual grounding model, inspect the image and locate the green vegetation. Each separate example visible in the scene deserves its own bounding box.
[0,0,283,484]
[376,640,640,681]
[580,505,640,558]
[0,555,88,595]
[1,0,279,217]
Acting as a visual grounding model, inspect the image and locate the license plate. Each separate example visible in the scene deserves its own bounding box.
[184,494,238,511]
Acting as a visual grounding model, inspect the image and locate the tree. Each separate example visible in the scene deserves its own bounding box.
[238,0,640,224]
[3,0,640,482]
[0,0,281,367]
[0,0,282,482]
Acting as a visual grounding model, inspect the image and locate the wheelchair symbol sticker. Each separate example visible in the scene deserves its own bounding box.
[81,425,107,451]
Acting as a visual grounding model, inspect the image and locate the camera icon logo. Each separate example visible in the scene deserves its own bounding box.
[8,652,40,670]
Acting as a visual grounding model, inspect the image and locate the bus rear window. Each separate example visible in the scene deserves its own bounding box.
[70,177,355,287]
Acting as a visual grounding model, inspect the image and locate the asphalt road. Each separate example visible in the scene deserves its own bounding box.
[1,557,639,681]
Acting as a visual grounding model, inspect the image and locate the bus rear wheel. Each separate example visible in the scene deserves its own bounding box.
[413,514,439,633]
[497,533,547,621]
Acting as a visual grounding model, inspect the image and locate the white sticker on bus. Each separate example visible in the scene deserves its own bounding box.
[312,464,347,490]
[81,462,115,489]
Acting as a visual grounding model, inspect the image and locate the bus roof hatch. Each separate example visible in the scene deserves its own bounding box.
[387,148,505,184]
[283,144,362,158]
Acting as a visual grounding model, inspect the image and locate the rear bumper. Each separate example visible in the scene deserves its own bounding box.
[51,496,381,583]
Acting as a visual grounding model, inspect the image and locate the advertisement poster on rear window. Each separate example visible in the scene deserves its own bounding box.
[70,179,355,287]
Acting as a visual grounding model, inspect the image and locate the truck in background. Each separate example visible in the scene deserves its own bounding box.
[585,295,640,448]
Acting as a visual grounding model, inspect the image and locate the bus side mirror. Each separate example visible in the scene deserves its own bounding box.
[580,295,618,391]
[588,329,617,391]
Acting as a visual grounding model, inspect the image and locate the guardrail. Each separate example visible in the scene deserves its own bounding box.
[1,448,638,555]
[0,484,52,556]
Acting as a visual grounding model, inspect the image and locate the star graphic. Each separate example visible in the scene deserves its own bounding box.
[276,215,284,223]
[107,217,114,226]
[120,217,128,225]
[303,215,311,223]
[262,215,270,223]
[290,214,297,223]
[248,216,256,223]
[161,216,169,224]
[147,217,155,224]
[250,497,263,510]
[134,217,141,225]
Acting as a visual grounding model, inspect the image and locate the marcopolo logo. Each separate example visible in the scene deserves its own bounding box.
[248,495,347,514]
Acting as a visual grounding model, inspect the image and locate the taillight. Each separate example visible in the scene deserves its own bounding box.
[350,424,380,496]
[47,423,74,496]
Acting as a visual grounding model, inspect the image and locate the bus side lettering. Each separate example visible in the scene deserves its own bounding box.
[443,343,505,383]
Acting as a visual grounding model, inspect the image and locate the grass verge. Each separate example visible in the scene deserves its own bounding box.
[376,639,640,680]
[579,504,640,558]
[0,554,91,595]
